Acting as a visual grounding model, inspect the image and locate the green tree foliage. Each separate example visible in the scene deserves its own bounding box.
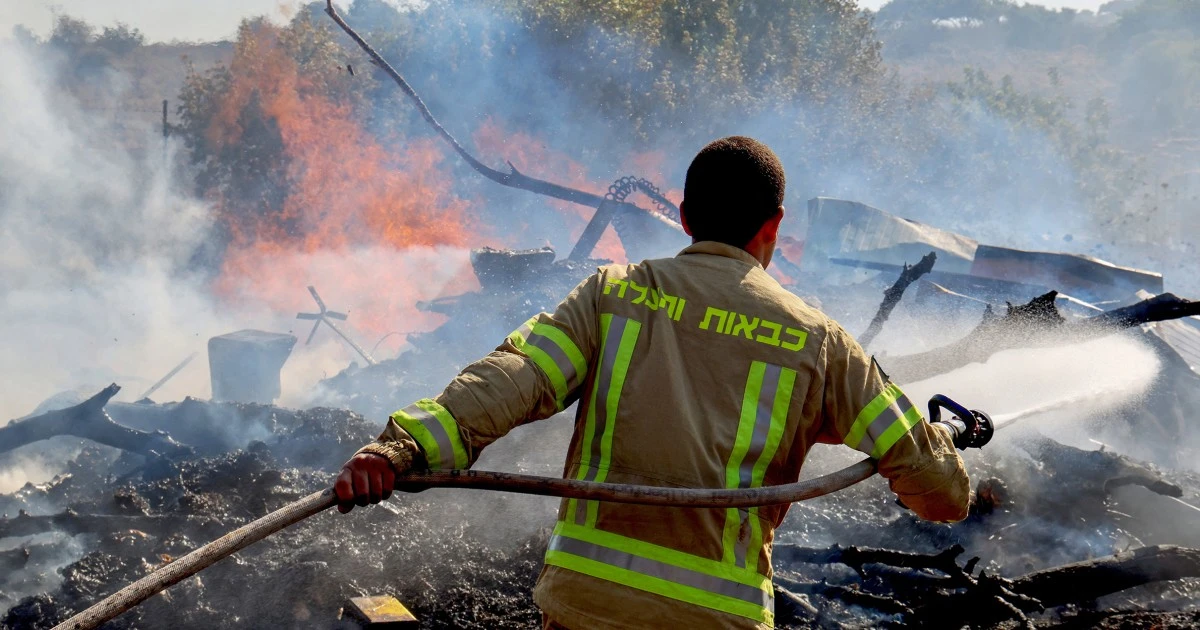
[1108,0,1200,46]
[95,23,146,56]
[499,0,884,141]
[354,0,883,146]
[41,14,147,79]
[877,0,1012,22]
[167,0,1191,271]
[47,14,95,57]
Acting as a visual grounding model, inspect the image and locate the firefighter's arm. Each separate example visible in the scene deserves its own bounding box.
[817,324,971,523]
[337,274,600,510]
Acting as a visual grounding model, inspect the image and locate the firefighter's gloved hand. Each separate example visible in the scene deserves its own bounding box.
[335,440,419,514]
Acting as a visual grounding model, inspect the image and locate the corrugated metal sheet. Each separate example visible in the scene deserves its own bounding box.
[1133,290,1200,373]
[802,198,978,274]
[1152,318,1200,373]
[971,245,1163,303]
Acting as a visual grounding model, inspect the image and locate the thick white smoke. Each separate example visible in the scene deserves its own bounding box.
[0,37,476,492]
[0,37,222,422]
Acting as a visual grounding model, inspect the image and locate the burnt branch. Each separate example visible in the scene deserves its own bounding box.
[1012,545,1200,609]
[0,546,31,572]
[884,291,1200,384]
[0,510,218,539]
[322,1,679,219]
[775,542,970,583]
[859,252,937,349]
[0,384,191,458]
[776,577,914,616]
[774,543,1042,628]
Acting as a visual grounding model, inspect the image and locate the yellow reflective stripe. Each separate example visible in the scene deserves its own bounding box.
[546,521,774,624]
[506,317,587,411]
[568,315,611,523]
[597,319,639,480]
[870,405,924,459]
[554,521,771,589]
[745,367,794,570]
[723,363,796,569]
[753,367,795,487]
[722,362,766,564]
[571,314,641,527]
[389,399,469,469]
[544,552,772,625]
[533,323,588,382]
[844,383,904,450]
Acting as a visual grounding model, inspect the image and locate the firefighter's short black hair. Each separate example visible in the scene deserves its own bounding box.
[682,136,785,248]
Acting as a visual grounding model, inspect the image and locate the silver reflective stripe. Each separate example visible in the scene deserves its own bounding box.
[732,363,782,568]
[739,363,781,488]
[402,403,456,469]
[548,535,773,610]
[575,315,630,525]
[855,393,915,457]
[525,332,581,391]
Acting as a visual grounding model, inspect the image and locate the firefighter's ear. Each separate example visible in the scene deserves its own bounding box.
[763,207,783,239]
[679,201,693,237]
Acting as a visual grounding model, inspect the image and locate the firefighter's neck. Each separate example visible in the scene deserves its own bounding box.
[742,211,782,269]
[680,206,784,269]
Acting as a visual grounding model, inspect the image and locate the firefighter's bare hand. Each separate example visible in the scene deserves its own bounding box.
[335,453,396,514]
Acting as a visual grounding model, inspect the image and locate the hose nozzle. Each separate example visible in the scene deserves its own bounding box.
[928,394,994,450]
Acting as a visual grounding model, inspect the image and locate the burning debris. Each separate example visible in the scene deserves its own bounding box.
[3,6,1200,630]
[2,375,1200,628]
[5,201,1200,628]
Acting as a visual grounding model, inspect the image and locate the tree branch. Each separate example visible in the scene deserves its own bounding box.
[1012,545,1200,608]
[884,291,1200,384]
[0,384,191,458]
[323,1,679,219]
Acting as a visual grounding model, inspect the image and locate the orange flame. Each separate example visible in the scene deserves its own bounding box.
[203,22,685,353]
[473,118,630,262]
[206,22,477,342]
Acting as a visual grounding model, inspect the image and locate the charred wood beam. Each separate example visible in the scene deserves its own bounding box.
[0,543,60,577]
[1019,436,1183,504]
[775,576,914,616]
[884,291,1200,384]
[323,1,680,221]
[0,385,191,458]
[1012,545,1200,609]
[775,542,1200,625]
[0,545,32,572]
[774,543,1041,628]
[775,542,972,583]
[0,510,218,539]
[859,252,937,349]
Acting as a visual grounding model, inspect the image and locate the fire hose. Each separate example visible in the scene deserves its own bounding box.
[56,395,998,630]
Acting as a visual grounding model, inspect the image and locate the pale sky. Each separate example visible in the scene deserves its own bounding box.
[3,0,1114,43]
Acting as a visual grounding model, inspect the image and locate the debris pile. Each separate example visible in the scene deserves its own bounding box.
[2,388,1199,629]
[3,198,1200,629]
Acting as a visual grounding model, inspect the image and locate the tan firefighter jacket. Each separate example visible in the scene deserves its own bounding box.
[360,241,971,630]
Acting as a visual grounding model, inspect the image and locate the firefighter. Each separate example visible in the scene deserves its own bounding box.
[336,136,971,629]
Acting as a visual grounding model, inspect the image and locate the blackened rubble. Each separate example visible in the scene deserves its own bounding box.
[2,392,1199,629]
[6,200,1200,628]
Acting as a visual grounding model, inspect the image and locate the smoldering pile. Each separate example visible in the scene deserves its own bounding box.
[2,381,1199,629]
[5,199,1200,628]
[0,400,550,629]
